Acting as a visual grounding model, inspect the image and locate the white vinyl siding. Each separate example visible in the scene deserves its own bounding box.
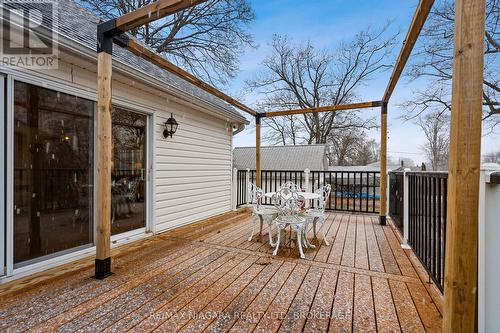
[154,105,233,232]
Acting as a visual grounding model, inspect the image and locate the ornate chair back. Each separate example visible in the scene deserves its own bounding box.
[247,182,263,213]
[273,186,301,220]
[281,181,300,191]
[315,184,332,213]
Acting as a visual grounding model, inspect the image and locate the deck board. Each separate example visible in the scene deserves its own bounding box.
[0,212,442,332]
[372,276,401,332]
[353,274,377,332]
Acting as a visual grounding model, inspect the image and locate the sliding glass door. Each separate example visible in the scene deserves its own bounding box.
[8,80,149,269]
[12,81,94,266]
[111,107,147,235]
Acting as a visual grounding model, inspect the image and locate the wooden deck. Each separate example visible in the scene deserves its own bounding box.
[0,211,442,332]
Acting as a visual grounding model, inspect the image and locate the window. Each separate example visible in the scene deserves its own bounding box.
[13,81,94,265]
[111,107,147,235]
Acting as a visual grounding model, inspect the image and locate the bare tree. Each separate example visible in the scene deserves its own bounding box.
[327,128,363,166]
[417,111,450,171]
[326,128,379,166]
[77,0,255,85]
[248,28,397,145]
[262,115,304,145]
[483,150,500,163]
[355,139,379,165]
[403,0,499,132]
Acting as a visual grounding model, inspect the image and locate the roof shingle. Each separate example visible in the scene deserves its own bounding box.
[233,145,328,171]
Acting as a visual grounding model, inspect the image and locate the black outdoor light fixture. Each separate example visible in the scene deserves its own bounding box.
[163,113,178,138]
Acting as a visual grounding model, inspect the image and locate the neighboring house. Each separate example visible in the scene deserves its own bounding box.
[0,0,247,281]
[233,144,329,171]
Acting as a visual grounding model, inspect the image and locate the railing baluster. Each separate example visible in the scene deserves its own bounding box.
[328,172,332,210]
[373,172,376,213]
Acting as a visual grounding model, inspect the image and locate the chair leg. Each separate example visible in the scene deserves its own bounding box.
[303,222,316,249]
[259,215,264,235]
[313,218,317,239]
[273,225,283,256]
[296,226,306,259]
[319,216,330,246]
[248,215,257,241]
[267,220,276,247]
[302,228,308,249]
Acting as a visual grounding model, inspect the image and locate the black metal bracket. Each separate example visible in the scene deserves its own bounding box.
[255,113,266,124]
[379,215,387,225]
[381,102,388,114]
[97,18,128,54]
[113,33,130,48]
[95,257,113,279]
[490,172,500,184]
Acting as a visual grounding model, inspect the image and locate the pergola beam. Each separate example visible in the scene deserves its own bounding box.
[262,101,383,118]
[382,0,434,102]
[126,38,257,116]
[115,0,209,34]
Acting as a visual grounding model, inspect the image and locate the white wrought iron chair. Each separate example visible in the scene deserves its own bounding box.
[272,186,307,259]
[303,184,332,246]
[247,183,278,246]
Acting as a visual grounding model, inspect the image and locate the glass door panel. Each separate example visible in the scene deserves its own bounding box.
[111,108,147,235]
[13,81,94,265]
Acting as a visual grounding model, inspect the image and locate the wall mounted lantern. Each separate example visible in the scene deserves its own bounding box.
[163,113,178,138]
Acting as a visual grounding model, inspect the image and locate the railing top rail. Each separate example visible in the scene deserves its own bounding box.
[239,169,380,174]
[406,171,448,177]
[242,169,307,173]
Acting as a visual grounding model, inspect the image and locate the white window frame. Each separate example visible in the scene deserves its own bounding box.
[0,74,5,277]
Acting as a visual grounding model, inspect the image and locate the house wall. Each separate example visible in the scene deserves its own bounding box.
[3,52,235,254]
[55,56,234,231]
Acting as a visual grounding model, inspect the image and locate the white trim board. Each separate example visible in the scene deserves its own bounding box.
[0,75,5,277]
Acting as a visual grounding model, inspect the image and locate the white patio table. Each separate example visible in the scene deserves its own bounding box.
[264,191,320,201]
[264,191,320,252]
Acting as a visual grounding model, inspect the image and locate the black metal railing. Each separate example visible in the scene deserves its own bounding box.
[407,172,448,292]
[236,170,306,206]
[389,171,404,234]
[236,169,380,213]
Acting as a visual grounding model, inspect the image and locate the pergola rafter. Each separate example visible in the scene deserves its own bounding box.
[261,101,383,118]
[96,1,486,330]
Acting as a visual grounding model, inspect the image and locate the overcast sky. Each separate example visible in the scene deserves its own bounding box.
[227,0,499,165]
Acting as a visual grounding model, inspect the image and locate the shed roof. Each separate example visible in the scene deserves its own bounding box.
[233,145,328,171]
[4,0,247,124]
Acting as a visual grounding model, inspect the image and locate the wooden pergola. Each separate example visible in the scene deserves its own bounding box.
[96,0,485,331]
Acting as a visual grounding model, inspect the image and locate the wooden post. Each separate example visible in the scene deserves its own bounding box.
[95,46,113,279]
[255,115,262,188]
[379,103,388,225]
[443,0,485,330]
